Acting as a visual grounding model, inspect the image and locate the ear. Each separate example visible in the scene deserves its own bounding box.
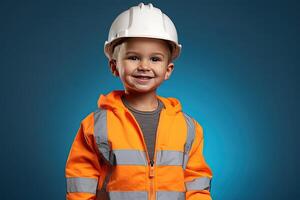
[109,59,119,77]
[164,63,174,80]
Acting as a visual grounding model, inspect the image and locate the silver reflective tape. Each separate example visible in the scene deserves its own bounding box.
[113,149,147,165]
[156,150,184,166]
[183,113,196,169]
[109,191,148,199]
[67,177,98,194]
[156,191,185,200]
[185,177,211,191]
[94,109,110,162]
[183,153,189,170]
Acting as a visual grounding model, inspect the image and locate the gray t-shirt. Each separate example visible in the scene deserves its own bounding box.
[121,96,164,162]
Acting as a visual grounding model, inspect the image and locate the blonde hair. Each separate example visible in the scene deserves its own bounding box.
[112,44,122,60]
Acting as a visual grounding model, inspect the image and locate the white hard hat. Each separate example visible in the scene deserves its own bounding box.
[104,3,182,60]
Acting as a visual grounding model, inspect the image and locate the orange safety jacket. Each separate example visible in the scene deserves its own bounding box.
[65,90,213,200]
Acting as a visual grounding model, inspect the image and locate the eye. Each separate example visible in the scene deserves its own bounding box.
[150,56,162,62]
[127,56,140,61]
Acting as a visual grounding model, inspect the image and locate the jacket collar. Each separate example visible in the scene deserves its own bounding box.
[97,90,182,115]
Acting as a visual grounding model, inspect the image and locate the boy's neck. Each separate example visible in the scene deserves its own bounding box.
[123,90,158,112]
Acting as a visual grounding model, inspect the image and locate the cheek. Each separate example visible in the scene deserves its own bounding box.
[156,64,168,74]
[117,64,132,77]
[124,62,137,73]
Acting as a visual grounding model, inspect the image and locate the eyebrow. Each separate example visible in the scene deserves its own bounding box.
[125,51,165,57]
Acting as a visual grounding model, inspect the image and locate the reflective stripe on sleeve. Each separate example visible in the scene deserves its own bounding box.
[156,191,185,200]
[185,177,211,191]
[156,150,183,166]
[182,113,196,169]
[66,177,98,194]
[113,149,147,165]
[108,191,148,199]
[94,109,115,165]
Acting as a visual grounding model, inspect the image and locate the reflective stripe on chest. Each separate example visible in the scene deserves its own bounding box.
[93,108,195,168]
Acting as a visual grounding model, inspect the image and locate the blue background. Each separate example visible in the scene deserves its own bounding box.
[1,0,299,199]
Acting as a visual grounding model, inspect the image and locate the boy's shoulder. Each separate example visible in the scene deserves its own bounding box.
[76,111,94,136]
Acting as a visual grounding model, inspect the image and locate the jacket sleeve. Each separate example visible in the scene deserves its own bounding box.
[65,114,105,200]
[184,120,213,200]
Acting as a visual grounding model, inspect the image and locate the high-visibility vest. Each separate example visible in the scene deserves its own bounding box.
[65,90,213,200]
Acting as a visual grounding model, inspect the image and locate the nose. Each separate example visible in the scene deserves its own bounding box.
[137,58,150,71]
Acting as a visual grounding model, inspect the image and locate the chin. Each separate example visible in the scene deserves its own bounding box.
[127,87,157,94]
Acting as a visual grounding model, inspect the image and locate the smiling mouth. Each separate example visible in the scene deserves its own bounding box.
[132,75,154,79]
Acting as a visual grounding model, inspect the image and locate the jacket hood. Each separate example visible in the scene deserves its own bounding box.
[97,90,182,115]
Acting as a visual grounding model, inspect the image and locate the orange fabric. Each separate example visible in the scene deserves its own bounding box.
[66,90,213,200]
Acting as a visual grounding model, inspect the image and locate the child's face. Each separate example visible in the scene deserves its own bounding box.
[110,38,174,94]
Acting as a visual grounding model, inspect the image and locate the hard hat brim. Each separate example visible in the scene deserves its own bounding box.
[104,36,181,61]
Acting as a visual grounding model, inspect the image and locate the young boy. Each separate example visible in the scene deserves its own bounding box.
[65,3,213,200]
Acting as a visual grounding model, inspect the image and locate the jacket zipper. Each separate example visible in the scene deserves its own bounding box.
[150,109,165,200]
[149,160,155,200]
[124,108,164,200]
